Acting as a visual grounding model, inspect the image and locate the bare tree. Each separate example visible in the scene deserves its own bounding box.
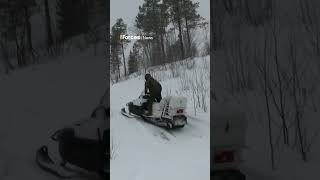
[260,30,275,169]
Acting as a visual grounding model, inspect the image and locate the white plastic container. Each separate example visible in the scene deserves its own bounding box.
[211,102,248,170]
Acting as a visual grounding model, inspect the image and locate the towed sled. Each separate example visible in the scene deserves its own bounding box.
[36,105,109,179]
[121,91,187,129]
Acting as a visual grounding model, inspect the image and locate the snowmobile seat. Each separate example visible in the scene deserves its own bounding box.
[56,128,106,173]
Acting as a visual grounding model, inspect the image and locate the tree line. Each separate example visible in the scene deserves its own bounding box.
[0,0,107,74]
[110,0,208,82]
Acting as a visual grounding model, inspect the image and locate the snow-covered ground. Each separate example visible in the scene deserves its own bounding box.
[213,49,320,180]
[0,52,106,180]
[231,96,320,180]
[239,95,320,180]
[110,56,210,180]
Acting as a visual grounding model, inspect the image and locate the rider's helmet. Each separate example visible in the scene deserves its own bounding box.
[145,73,151,81]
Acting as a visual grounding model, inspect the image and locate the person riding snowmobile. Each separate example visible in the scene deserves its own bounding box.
[144,73,162,116]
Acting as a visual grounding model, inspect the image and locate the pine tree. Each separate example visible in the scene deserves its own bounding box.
[110,32,120,81]
[110,36,121,81]
[128,43,140,74]
[181,0,204,57]
[86,0,108,55]
[0,0,38,66]
[56,0,74,40]
[163,0,185,59]
[128,51,137,74]
[135,0,169,65]
[110,19,130,80]
[44,0,53,49]
[87,0,107,29]
[112,18,130,76]
[56,0,89,41]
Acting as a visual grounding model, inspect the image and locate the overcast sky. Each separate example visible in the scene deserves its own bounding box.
[110,0,210,67]
[110,0,210,30]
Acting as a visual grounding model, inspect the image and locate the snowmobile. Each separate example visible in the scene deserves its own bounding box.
[36,105,109,179]
[121,91,188,129]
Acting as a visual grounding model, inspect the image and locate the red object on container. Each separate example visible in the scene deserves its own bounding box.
[214,151,234,163]
[176,109,184,113]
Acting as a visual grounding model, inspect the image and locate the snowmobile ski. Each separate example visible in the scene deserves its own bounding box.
[36,146,76,178]
[122,108,172,128]
[121,108,136,118]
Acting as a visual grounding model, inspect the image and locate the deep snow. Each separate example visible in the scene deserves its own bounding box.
[212,52,320,180]
[0,52,106,180]
[110,56,210,180]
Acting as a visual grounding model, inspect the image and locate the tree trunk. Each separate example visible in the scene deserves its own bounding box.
[24,5,33,63]
[272,20,289,145]
[185,17,192,57]
[117,56,120,81]
[156,34,163,64]
[0,40,15,73]
[263,34,275,170]
[121,43,127,76]
[44,0,53,48]
[15,36,22,67]
[176,4,185,60]
[290,38,307,162]
[160,34,166,61]
[177,19,184,59]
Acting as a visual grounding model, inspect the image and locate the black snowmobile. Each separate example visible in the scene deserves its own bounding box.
[121,91,188,129]
[36,105,109,179]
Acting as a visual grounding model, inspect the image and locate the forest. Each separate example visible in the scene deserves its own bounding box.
[0,0,107,74]
[212,0,320,175]
[110,0,210,82]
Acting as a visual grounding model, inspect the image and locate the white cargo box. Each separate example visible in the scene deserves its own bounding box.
[211,102,247,148]
[159,96,187,115]
[211,102,248,170]
[169,96,187,109]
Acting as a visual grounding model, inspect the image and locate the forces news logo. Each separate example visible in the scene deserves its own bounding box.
[119,35,153,40]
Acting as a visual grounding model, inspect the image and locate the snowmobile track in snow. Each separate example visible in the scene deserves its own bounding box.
[186,115,209,125]
[120,110,176,141]
[120,110,207,141]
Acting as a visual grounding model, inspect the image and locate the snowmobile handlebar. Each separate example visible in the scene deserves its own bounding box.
[142,94,150,99]
[140,90,150,98]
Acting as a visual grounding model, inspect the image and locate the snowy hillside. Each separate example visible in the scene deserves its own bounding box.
[110,56,210,180]
[0,52,106,180]
[211,0,320,179]
[213,52,320,180]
